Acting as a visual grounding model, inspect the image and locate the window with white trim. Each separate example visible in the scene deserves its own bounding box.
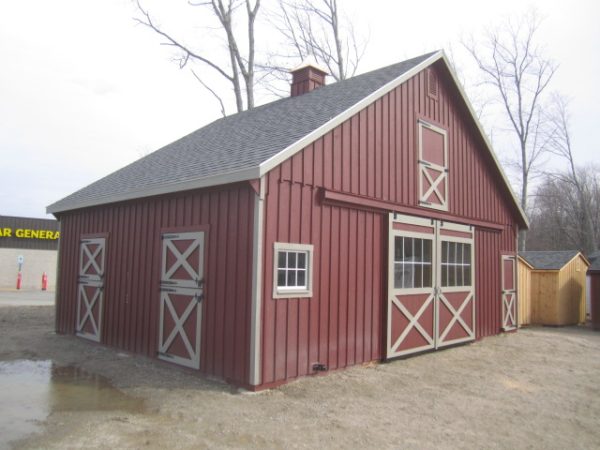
[418,121,448,211]
[273,243,313,298]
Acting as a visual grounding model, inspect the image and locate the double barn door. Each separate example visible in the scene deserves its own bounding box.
[387,214,475,358]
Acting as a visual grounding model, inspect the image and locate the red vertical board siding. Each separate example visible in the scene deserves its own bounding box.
[55,182,255,386]
[260,61,519,386]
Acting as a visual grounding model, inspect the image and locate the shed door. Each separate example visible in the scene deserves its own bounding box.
[502,255,517,331]
[158,231,204,369]
[387,216,436,358]
[437,222,475,347]
[76,237,106,342]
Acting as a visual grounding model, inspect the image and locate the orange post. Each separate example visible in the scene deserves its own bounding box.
[42,272,48,291]
[16,272,22,290]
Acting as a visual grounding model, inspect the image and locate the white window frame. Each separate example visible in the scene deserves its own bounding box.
[418,120,449,211]
[273,243,314,299]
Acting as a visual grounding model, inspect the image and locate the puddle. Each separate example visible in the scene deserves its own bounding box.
[0,360,144,449]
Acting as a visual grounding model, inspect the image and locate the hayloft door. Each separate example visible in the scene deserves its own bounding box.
[436,222,476,348]
[501,255,517,331]
[158,231,204,369]
[76,237,106,342]
[387,215,437,358]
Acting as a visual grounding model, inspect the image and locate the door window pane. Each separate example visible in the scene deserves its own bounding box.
[394,236,433,289]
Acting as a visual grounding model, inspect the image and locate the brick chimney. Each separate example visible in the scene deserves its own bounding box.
[290,57,328,97]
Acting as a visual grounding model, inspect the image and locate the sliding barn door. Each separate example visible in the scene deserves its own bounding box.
[158,231,205,369]
[387,215,436,358]
[436,222,475,347]
[386,214,475,359]
[76,237,106,342]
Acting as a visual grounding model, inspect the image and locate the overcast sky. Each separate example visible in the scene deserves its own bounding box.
[1,0,598,219]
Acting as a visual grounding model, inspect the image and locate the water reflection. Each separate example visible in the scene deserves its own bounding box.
[0,360,144,449]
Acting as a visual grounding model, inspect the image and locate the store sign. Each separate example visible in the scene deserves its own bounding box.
[0,227,60,240]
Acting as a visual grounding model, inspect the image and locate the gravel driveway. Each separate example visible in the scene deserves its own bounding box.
[1,304,599,449]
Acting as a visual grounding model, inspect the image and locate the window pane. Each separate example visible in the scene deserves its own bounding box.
[278,251,286,269]
[448,263,455,286]
[414,264,423,288]
[404,264,414,288]
[287,270,296,286]
[278,269,287,287]
[395,237,403,262]
[442,264,448,287]
[297,252,306,269]
[394,263,402,289]
[297,270,306,287]
[449,242,456,264]
[288,252,297,268]
[464,244,471,264]
[404,238,414,259]
[414,239,423,262]
[442,241,448,264]
[464,266,471,286]
[423,240,432,264]
[423,264,432,287]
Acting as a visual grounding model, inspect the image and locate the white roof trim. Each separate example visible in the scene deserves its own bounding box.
[437,51,529,228]
[259,50,529,227]
[47,166,260,214]
[49,50,528,227]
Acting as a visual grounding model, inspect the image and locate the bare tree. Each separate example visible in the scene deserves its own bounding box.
[464,11,557,250]
[545,94,598,253]
[528,167,600,254]
[269,0,366,82]
[135,0,260,114]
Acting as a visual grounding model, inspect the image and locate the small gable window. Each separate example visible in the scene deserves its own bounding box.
[273,243,313,298]
[418,120,448,211]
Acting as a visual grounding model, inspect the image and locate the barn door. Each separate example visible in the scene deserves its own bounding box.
[158,231,204,369]
[436,222,475,348]
[502,255,517,331]
[387,215,436,358]
[387,214,476,359]
[76,237,106,342]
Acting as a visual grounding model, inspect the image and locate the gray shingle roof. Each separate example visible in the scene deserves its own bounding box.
[589,254,600,272]
[47,52,435,214]
[520,251,580,270]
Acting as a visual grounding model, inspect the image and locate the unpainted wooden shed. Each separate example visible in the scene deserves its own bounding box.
[518,251,589,326]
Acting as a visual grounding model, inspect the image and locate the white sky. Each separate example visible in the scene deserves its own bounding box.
[1,0,598,219]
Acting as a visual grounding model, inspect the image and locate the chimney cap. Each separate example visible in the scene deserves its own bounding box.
[290,56,328,75]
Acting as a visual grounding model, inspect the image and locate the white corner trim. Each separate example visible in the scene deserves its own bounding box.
[47,166,261,214]
[258,51,444,177]
[249,177,265,386]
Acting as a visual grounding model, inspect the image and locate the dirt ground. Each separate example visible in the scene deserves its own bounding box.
[1,304,599,450]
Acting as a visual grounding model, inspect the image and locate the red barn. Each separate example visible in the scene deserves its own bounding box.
[48,51,527,389]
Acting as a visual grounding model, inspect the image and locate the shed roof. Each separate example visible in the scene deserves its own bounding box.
[520,250,582,270]
[47,50,528,228]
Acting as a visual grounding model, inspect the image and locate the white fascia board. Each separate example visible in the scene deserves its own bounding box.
[258,51,444,177]
[47,166,261,214]
[437,51,530,228]
[258,50,529,228]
